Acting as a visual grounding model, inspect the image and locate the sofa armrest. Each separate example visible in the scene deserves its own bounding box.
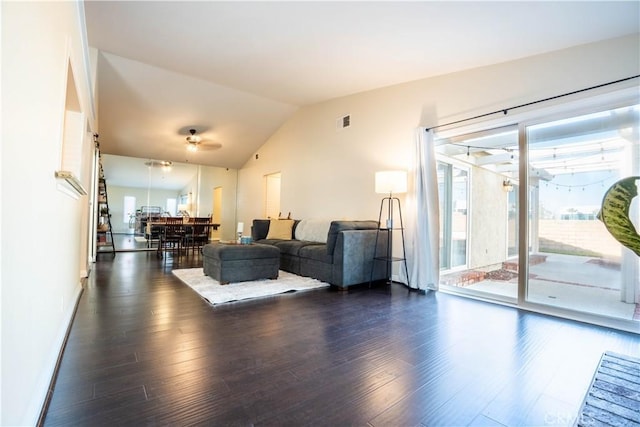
[326,220,379,255]
[332,229,388,287]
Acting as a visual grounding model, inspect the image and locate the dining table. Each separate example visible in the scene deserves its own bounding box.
[147,220,221,257]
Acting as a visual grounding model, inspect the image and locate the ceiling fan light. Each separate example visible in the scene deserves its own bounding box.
[187,142,198,152]
[187,129,202,144]
[144,160,173,169]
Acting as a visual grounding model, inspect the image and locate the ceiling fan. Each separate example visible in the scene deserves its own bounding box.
[185,129,201,152]
[185,128,222,153]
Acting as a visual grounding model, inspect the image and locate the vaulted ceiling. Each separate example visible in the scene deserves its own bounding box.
[85,1,640,171]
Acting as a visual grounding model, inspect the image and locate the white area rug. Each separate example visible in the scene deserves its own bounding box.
[172,268,330,305]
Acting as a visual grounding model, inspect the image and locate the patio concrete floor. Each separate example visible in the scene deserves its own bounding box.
[459,253,639,321]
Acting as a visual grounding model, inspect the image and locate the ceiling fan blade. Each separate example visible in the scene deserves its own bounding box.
[198,142,222,152]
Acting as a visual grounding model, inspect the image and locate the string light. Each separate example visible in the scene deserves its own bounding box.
[454,140,621,160]
[545,172,617,190]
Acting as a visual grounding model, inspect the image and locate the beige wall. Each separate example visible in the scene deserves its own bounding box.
[1,1,96,424]
[468,167,509,269]
[237,34,640,230]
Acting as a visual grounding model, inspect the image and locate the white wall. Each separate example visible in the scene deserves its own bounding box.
[1,1,96,425]
[237,34,640,229]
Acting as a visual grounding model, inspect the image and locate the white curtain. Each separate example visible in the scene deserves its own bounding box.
[400,128,440,290]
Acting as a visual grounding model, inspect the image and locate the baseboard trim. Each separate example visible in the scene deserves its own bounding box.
[35,278,86,427]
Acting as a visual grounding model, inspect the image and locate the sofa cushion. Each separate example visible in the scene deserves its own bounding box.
[254,238,288,246]
[274,240,323,256]
[326,220,379,255]
[266,219,295,240]
[295,219,332,243]
[299,244,333,264]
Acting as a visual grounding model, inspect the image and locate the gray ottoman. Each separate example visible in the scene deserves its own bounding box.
[203,243,280,284]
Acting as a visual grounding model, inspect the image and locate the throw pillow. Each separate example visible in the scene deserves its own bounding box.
[295,219,332,243]
[266,219,294,240]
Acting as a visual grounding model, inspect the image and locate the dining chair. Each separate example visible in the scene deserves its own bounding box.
[183,217,210,254]
[160,217,185,258]
[147,216,166,249]
[195,217,212,254]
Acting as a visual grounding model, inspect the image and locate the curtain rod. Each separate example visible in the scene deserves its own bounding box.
[425,75,639,132]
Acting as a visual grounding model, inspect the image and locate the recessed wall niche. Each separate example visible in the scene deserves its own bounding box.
[56,60,88,195]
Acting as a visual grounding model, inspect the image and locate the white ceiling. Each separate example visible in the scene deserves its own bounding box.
[85,1,640,171]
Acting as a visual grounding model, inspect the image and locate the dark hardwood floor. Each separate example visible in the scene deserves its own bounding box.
[42,251,639,426]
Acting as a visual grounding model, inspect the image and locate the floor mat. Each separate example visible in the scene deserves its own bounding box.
[577,351,640,426]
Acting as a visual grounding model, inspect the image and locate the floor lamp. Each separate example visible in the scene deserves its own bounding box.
[373,170,410,287]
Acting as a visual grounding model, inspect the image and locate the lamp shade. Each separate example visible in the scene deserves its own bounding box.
[375,170,407,194]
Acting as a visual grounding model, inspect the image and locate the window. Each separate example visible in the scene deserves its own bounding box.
[166,198,177,216]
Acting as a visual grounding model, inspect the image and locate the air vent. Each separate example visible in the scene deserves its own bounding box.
[337,114,351,130]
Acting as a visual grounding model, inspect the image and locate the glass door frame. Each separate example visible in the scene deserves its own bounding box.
[434,86,639,333]
[438,160,470,272]
[516,100,639,332]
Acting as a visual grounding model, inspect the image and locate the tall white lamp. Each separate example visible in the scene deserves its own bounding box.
[375,171,407,228]
[374,171,409,287]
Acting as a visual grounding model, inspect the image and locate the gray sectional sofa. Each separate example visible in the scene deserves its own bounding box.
[251,219,389,289]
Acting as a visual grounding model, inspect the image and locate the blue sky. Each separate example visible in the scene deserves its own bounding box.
[539,170,620,216]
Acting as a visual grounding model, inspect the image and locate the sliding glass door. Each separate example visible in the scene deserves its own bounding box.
[436,125,519,301]
[435,101,639,327]
[525,104,639,321]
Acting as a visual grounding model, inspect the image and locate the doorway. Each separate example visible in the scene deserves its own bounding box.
[264,172,281,219]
